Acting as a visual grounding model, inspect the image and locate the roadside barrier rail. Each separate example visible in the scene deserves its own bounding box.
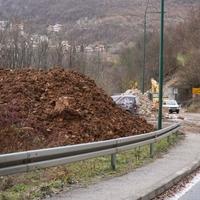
[0,123,181,176]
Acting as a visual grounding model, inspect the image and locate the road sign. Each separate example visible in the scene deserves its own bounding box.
[192,88,200,95]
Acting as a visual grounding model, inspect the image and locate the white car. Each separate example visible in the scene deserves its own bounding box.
[111,94,138,114]
[163,100,180,114]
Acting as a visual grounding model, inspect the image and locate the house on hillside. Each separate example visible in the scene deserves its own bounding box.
[0,21,9,31]
[61,41,71,51]
[47,24,63,33]
[95,44,105,52]
[9,22,25,35]
[85,45,94,53]
[30,34,49,48]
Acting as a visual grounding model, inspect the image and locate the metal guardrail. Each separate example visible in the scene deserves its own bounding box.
[0,123,180,176]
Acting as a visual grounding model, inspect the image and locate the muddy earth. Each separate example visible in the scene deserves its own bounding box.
[0,68,153,153]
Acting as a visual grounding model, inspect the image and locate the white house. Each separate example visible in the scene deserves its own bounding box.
[47,24,63,33]
[85,46,94,53]
[0,21,9,31]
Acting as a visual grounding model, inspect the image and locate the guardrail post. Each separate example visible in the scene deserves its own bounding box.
[173,131,178,142]
[111,154,117,170]
[167,135,170,144]
[150,143,155,158]
[171,131,178,143]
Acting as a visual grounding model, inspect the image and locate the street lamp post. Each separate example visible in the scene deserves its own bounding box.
[143,0,165,129]
[142,14,147,94]
[142,0,150,94]
[158,0,165,130]
[143,1,161,94]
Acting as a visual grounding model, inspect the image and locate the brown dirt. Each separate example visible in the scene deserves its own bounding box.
[0,68,153,154]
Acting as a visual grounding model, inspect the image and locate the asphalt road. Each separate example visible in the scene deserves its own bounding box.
[183,113,200,126]
[160,112,200,200]
[180,183,200,200]
[179,177,200,200]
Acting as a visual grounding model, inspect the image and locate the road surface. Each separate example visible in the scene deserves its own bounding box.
[168,173,200,200]
[180,180,200,200]
[155,112,200,200]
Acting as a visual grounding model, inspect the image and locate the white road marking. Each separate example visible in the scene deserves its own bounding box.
[167,173,200,200]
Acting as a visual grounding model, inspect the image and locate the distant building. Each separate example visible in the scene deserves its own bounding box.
[53,24,63,32]
[47,24,63,33]
[17,23,24,31]
[76,45,81,52]
[47,25,53,32]
[40,35,49,42]
[61,41,71,50]
[9,23,25,35]
[95,44,105,52]
[85,46,94,53]
[0,21,9,31]
[30,34,49,48]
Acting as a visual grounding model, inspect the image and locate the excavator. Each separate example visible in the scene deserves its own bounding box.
[151,78,159,110]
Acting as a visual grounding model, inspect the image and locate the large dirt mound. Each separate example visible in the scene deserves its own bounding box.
[0,68,153,153]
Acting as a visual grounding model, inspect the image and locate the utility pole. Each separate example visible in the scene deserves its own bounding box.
[158,0,165,130]
[143,13,147,94]
[142,0,150,94]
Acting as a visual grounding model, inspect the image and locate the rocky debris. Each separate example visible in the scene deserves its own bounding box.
[0,68,153,154]
[125,89,153,116]
[54,96,72,112]
[164,113,184,120]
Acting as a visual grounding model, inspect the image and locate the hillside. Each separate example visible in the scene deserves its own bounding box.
[0,0,199,44]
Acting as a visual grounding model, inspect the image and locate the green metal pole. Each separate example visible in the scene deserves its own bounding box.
[142,14,147,94]
[111,154,116,170]
[158,0,165,130]
[142,0,150,94]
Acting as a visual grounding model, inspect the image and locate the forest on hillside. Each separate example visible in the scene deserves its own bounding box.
[0,7,200,98]
[120,7,200,100]
[0,0,198,44]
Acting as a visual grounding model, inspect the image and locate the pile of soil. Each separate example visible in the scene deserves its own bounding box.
[0,68,153,153]
[125,89,153,116]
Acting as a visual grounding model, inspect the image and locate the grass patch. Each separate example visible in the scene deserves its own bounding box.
[0,132,183,200]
